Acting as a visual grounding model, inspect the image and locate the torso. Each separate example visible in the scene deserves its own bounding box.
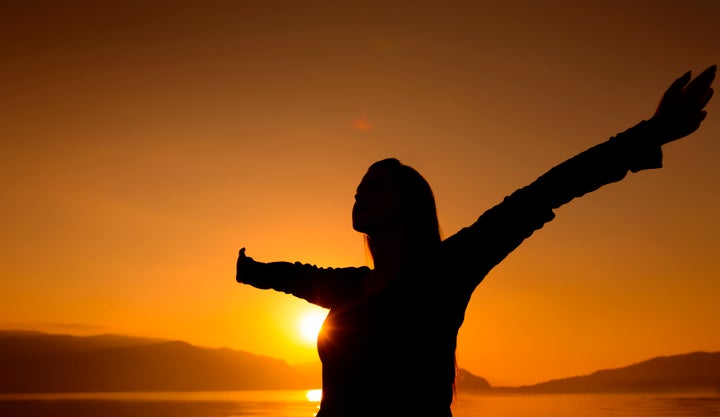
[316,262,470,416]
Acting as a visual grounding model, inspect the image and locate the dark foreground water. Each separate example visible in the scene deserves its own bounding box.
[1,391,719,417]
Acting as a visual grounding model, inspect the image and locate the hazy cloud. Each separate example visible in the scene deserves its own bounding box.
[351,116,373,132]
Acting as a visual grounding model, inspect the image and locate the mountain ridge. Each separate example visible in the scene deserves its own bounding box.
[1,330,717,393]
[0,330,313,392]
[506,351,720,393]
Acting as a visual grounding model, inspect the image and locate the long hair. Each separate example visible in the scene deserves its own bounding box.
[362,158,458,394]
[364,158,442,263]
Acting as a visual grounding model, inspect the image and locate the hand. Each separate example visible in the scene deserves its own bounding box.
[236,248,274,289]
[236,247,254,284]
[651,65,715,145]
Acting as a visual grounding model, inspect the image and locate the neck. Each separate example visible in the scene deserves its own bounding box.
[368,229,419,274]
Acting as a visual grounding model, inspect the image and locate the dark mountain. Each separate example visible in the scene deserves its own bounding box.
[2,331,718,394]
[513,351,720,393]
[457,368,492,391]
[0,330,315,392]
[0,330,164,357]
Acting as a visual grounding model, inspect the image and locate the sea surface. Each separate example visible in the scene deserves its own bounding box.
[1,390,719,417]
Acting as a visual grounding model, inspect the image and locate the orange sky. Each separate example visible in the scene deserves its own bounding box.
[1,1,719,386]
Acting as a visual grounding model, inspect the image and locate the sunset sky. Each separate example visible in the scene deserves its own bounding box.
[1,0,719,386]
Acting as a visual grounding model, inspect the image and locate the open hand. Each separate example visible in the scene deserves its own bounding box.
[651,65,715,145]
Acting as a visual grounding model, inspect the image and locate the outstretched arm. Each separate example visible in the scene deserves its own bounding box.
[236,248,368,309]
[444,66,716,288]
[532,65,715,208]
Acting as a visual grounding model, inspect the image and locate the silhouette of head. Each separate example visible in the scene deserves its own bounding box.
[353,158,441,256]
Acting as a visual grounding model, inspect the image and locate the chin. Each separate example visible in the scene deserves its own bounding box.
[352,206,364,232]
[352,215,372,234]
[352,220,366,233]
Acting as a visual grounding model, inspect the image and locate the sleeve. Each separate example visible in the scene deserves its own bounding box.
[237,258,369,309]
[442,120,664,289]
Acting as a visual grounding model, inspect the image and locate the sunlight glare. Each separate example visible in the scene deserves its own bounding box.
[306,389,322,402]
[299,310,327,344]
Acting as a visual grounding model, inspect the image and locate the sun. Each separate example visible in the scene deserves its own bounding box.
[299,310,328,344]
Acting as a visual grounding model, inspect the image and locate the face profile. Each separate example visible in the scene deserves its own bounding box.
[352,164,403,235]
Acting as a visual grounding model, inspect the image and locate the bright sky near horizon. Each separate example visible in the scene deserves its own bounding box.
[1,1,719,386]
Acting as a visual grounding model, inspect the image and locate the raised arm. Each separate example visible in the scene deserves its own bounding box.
[444,65,716,288]
[236,248,369,309]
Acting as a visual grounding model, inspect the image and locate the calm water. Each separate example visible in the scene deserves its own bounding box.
[1,391,719,417]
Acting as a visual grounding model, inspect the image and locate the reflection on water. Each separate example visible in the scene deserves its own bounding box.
[0,391,719,417]
[452,392,720,417]
[0,390,321,402]
[0,391,323,417]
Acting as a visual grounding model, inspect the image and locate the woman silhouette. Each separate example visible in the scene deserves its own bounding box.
[236,66,715,417]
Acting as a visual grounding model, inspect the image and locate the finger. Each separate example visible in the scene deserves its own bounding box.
[700,64,717,80]
[691,111,708,129]
[665,71,692,98]
[699,88,714,109]
[688,67,715,93]
[705,63,717,76]
[685,65,716,99]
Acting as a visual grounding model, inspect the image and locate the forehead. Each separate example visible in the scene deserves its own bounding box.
[356,168,401,195]
[360,165,395,184]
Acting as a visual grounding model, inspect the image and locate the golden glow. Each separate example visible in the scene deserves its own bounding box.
[306,389,322,402]
[1,2,719,388]
[299,310,327,345]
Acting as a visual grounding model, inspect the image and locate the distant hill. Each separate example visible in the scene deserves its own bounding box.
[457,368,491,391]
[0,330,491,393]
[512,351,720,393]
[2,331,717,394]
[0,330,315,392]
